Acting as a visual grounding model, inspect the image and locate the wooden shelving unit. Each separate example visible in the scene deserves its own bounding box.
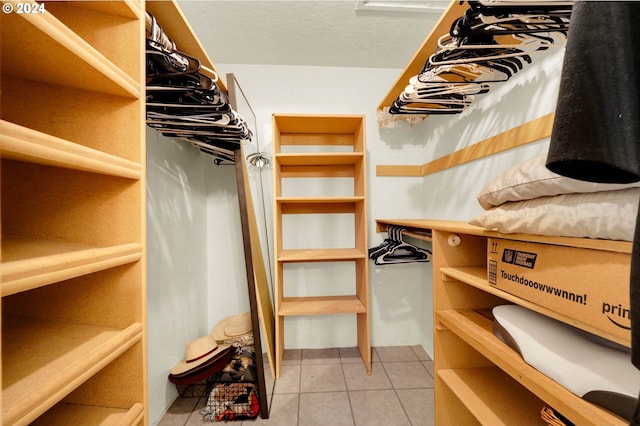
[376,219,631,426]
[1,0,146,424]
[273,114,371,378]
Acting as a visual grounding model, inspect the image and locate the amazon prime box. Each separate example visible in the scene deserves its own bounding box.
[487,238,631,342]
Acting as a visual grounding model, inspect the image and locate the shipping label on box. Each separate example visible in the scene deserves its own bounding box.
[487,238,631,341]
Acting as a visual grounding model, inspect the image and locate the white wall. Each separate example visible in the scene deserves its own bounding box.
[146,129,210,423]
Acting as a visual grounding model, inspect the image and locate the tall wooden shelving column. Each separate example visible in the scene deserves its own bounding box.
[272,114,371,378]
[1,1,146,424]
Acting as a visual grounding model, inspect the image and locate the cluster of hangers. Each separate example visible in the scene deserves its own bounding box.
[390,0,573,115]
[368,226,432,265]
[145,12,252,165]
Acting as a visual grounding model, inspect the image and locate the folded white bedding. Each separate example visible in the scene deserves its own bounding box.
[470,187,640,241]
[477,153,640,210]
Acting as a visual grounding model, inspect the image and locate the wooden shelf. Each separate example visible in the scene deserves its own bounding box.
[276,153,363,166]
[273,114,370,377]
[69,0,142,19]
[273,114,366,138]
[1,4,140,98]
[2,236,143,297]
[279,296,367,316]
[440,266,629,347]
[2,316,143,425]
[277,196,364,214]
[440,266,487,287]
[438,367,546,425]
[278,248,366,263]
[436,309,626,425]
[377,219,632,425]
[375,219,633,254]
[0,120,142,179]
[2,1,147,423]
[31,402,144,426]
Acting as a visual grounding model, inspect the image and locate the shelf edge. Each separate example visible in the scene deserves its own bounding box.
[4,321,143,425]
[0,120,142,179]
[2,242,143,297]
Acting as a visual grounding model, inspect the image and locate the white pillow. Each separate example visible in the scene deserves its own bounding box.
[477,153,640,210]
[493,304,639,420]
[470,187,640,241]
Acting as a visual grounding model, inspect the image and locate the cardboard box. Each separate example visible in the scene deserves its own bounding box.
[487,238,631,341]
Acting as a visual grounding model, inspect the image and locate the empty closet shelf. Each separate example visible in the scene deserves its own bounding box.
[277,248,366,262]
[440,266,486,286]
[2,236,143,296]
[438,367,545,425]
[2,316,143,425]
[30,401,144,426]
[436,309,626,425]
[275,152,363,166]
[2,6,139,98]
[279,296,367,316]
[68,1,141,19]
[277,197,364,214]
[0,120,142,180]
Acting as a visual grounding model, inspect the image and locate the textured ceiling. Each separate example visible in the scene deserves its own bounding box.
[177,1,448,69]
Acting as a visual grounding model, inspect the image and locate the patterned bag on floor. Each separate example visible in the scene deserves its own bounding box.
[202,382,260,422]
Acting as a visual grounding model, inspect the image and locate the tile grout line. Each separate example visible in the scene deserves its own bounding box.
[297,353,303,426]
[377,357,414,426]
[339,361,357,425]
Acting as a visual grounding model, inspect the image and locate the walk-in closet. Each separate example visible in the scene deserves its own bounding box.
[2,1,638,425]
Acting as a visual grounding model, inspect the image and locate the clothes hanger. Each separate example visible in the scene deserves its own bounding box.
[390,0,571,117]
[437,31,555,54]
[370,226,432,265]
[416,63,511,85]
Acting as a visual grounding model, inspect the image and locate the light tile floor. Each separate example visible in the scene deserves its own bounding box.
[158,346,434,426]
[158,346,435,426]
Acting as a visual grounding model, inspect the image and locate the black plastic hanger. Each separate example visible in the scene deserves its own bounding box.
[369,226,432,265]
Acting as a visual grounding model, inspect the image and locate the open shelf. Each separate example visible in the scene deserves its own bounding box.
[279,296,367,316]
[377,220,633,425]
[438,366,546,425]
[31,401,144,426]
[436,309,627,425]
[2,235,143,297]
[2,315,143,425]
[277,197,364,215]
[275,152,363,166]
[0,120,142,179]
[440,266,629,347]
[2,0,146,422]
[273,113,370,377]
[66,0,142,19]
[1,5,139,98]
[278,248,366,263]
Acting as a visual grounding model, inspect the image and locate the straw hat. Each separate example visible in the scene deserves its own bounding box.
[170,335,231,376]
[212,312,252,342]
